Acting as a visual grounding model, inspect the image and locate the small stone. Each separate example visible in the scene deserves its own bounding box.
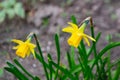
[32,64,37,68]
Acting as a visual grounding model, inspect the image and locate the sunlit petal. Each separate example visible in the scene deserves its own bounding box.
[84,37,90,46]
[13,45,20,49]
[62,26,74,33]
[12,39,24,44]
[78,23,86,33]
[68,22,78,30]
[30,48,36,58]
[83,34,96,41]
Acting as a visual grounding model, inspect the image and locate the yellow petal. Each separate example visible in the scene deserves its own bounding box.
[28,43,36,48]
[83,37,90,46]
[78,23,86,33]
[30,48,36,58]
[83,34,96,42]
[62,26,75,33]
[26,38,31,42]
[13,45,20,49]
[26,50,31,57]
[12,39,24,44]
[68,22,78,30]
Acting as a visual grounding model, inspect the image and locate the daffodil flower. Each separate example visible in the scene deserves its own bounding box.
[62,21,96,48]
[12,38,36,58]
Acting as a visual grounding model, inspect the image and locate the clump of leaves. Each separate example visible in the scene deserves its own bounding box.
[0,0,25,23]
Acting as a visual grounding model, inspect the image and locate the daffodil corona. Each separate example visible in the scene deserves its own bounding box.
[62,21,96,48]
[12,38,36,58]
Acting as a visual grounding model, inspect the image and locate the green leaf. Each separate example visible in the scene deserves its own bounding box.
[113,62,120,80]
[51,61,77,80]
[0,68,4,77]
[14,3,25,18]
[8,0,16,6]
[47,54,53,80]
[70,46,76,68]
[55,34,61,65]
[33,34,49,80]
[6,8,15,19]
[5,61,29,80]
[33,76,41,80]
[0,1,10,8]
[0,10,6,23]
[13,59,34,79]
[66,51,72,69]
[87,32,101,57]
[92,42,120,69]
[71,15,77,24]
[54,34,61,79]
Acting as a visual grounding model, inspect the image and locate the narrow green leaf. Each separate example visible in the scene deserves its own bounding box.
[51,61,77,80]
[66,51,72,69]
[35,52,50,69]
[113,62,120,80]
[33,76,41,80]
[33,34,49,80]
[92,42,120,69]
[5,62,29,80]
[90,25,102,77]
[0,68,4,77]
[71,15,77,24]
[55,34,61,65]
[47,54,53,80]
[106,58,120,73]
[13,59,34,79]
[87,32,101,57]
[54,34,61,80]
[70,46,76,68]
[4,67,19,78]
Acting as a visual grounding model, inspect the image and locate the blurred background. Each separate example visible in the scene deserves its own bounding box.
[0,0,120,79]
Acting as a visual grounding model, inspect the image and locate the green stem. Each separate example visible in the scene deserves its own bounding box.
[89,17,103,78]
[33,34,49,80]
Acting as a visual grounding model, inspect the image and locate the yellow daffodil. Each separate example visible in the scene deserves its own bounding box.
[12,38,36,58]
[62,21,96,48]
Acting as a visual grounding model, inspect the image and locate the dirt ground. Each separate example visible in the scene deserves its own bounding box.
[0,0,120,80]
